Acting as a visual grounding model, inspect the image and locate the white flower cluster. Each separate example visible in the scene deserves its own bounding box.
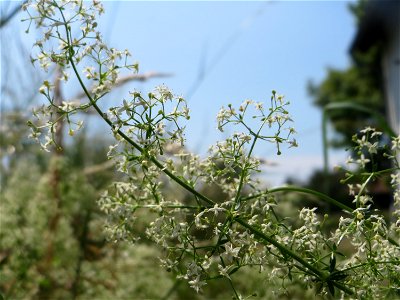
[328,129,400,298]
[24,0,136,152]
[106,86,189,159]
[216,92,297,155]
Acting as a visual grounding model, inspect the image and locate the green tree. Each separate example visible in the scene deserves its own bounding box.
[308,1,385,147]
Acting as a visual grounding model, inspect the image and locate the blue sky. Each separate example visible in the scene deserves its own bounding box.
[2,0,357,185]
[99,1,356,185]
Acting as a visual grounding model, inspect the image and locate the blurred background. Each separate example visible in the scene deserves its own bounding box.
[1,0,398,299]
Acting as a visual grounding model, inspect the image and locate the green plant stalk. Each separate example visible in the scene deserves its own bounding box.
[233,113,272,210]
[338,260,400,274]
[233,134,259,210]
[360,167,399,176]
[135,204,204,210]
[322,108,329,194]
[58,6,215,207]
[234,217,355,295]
[355,173,373,207]
[243,186,399,247]
[324,102,396,138]
[242,186,353,212]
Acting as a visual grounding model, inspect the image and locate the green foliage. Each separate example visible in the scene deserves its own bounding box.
[309,0,386,147]
[348,0,368,24]
[0,145,171,299]
[309,44,385,147]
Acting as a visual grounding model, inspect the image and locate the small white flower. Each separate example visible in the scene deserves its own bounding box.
[255,102,263,110]
[356,154,370,168]
[188,276,206,293]
[392,136,400,150]
[39,85,47,95]
[360,127,375,133]
[218,264,231,279]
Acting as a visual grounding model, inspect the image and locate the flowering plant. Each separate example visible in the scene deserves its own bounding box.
[23,1,399,298]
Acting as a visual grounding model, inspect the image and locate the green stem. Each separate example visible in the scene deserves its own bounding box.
[233,116,269,210]
[228,277,240,300]
[360,167,399,176]
[242,186,399,247]
[242,186,353,213]
[135,204,204,210]
[233,134,258,209]
[338,260,400,273]
[322,108,329,194]
[234,217,355,295]
[355,173,373,207]
[324,102,396,138]
[235,218,324,277]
